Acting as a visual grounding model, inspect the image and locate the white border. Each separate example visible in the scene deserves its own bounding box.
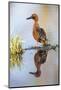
[0,0,61,90]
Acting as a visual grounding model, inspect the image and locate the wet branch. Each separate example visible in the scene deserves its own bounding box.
[23,44,59,51]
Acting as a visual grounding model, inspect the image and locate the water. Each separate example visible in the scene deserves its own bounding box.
[10,49,58,87]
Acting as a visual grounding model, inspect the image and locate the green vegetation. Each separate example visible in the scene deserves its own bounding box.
[10,36,23,68]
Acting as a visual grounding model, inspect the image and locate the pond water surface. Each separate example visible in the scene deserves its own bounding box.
[10,49,58,87]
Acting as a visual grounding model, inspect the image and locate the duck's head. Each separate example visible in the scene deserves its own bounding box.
[26,13,38,21]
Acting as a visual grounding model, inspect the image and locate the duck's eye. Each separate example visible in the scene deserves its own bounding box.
[32,16,35,19]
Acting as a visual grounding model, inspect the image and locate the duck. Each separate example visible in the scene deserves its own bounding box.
[27,13,47,46]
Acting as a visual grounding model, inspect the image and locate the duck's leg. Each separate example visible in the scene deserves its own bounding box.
[35,42,38,47]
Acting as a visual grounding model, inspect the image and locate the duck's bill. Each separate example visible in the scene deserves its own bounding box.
[26,16,32,20]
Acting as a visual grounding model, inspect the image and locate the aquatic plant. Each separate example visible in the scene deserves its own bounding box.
[10,36,23,68]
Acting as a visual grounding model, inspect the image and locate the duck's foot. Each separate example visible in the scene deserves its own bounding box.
[29,71,41,77]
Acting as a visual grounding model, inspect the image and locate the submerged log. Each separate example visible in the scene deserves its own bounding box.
[23,44,58,51]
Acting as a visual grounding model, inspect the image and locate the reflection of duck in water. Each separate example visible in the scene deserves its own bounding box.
[27,13,47,46]
[29,50,48,77]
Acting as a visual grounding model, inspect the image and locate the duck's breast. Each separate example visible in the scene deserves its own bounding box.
[33,28,39,42]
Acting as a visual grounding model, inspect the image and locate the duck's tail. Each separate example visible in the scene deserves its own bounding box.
[42,39,48,46]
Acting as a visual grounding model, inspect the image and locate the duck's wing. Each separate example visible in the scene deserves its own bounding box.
[38,28,47,40]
